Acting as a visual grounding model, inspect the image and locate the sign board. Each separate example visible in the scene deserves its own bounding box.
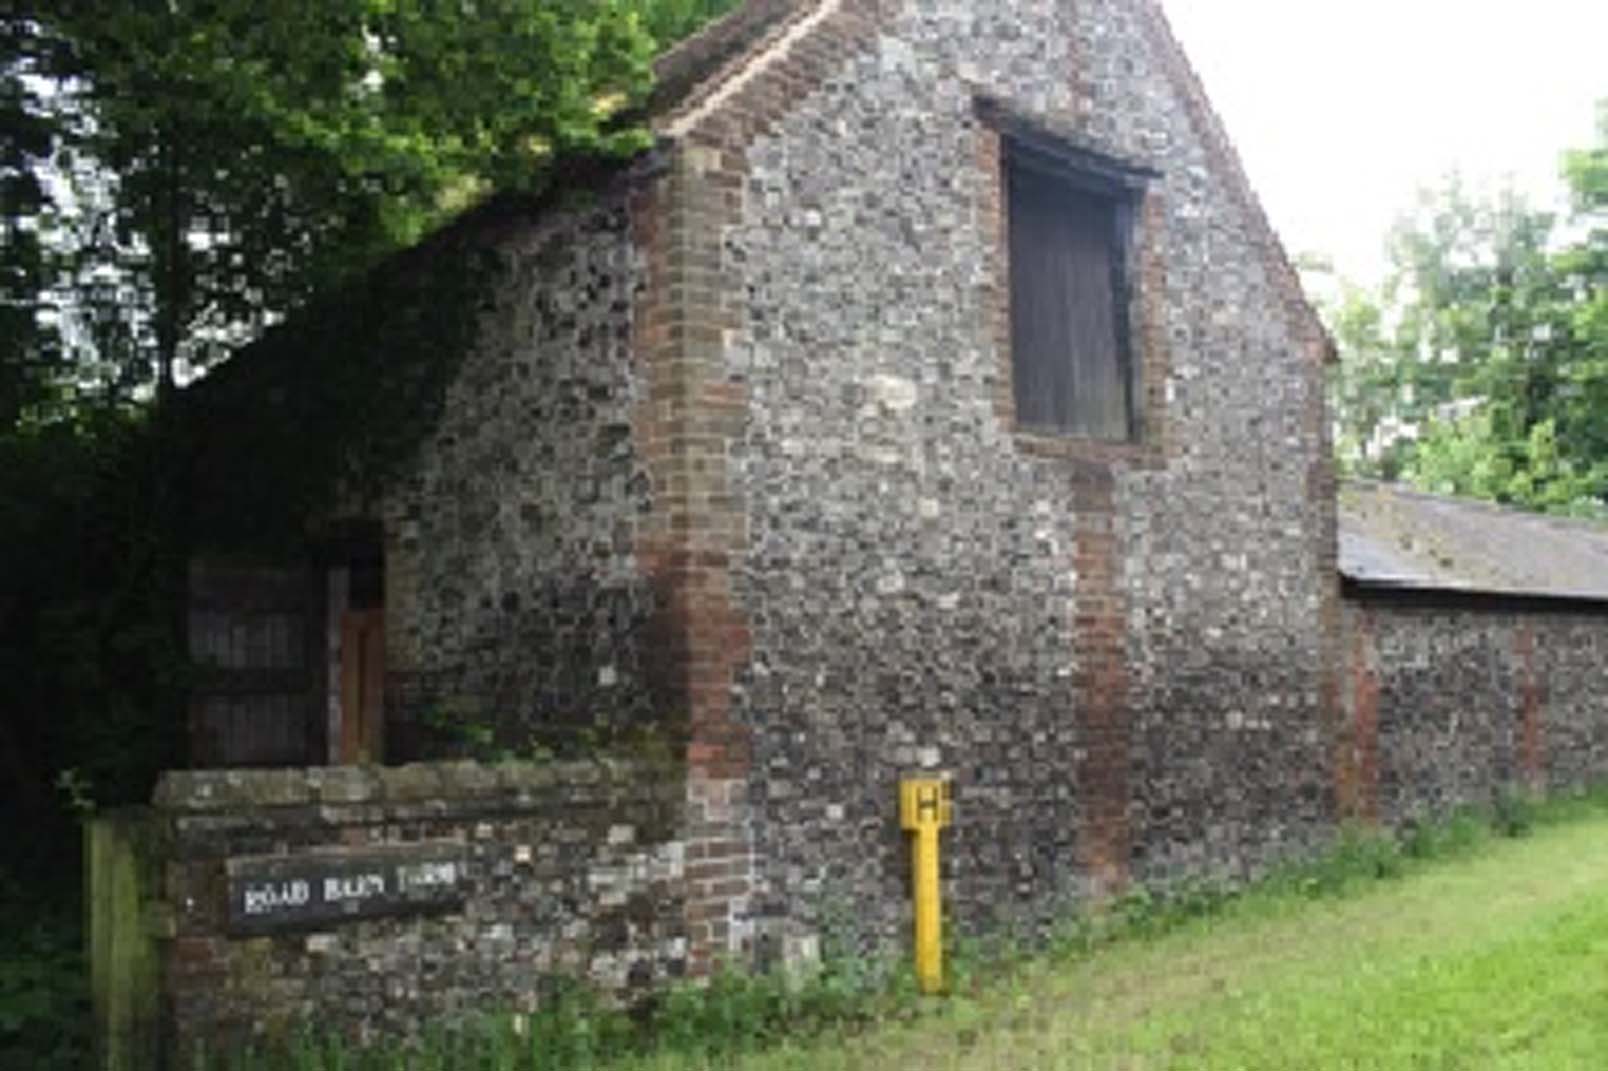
[226,843,467,935]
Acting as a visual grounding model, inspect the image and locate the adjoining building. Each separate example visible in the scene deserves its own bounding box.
[1338,480,1608,826]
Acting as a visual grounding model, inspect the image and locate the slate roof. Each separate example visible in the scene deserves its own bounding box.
[1339,481,1608,601]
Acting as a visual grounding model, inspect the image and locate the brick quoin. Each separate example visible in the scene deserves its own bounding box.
[631,157,755,971]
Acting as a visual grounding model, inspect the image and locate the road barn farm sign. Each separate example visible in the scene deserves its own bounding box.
[226,843,467,935]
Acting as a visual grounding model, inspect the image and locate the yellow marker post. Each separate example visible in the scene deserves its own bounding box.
[899,777,953,995]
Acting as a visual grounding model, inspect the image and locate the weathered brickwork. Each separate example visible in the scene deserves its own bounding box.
[379,187,664,753]
[151,761,687,1061]
[627,148,764,970]
[1341,596,1608,826]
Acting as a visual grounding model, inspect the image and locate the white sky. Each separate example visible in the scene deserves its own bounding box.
[1162,0,1608,285]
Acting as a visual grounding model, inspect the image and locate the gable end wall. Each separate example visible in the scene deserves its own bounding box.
[658,0,1340,960]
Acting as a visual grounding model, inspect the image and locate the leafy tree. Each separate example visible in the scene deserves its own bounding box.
[1554,102,1608,473]
[0,13,69,427]
[1328,276,1404,478]
[639,0,743,44]
[1330,107,1608,515]
[11,0,745,409]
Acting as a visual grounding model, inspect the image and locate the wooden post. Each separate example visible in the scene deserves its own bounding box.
[86,811,163,1071]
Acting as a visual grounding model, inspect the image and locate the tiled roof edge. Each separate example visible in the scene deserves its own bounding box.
[648,0,809,119]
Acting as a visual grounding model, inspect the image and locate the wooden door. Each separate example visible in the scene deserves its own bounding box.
[339,609,385,764]
[188,559,318,767]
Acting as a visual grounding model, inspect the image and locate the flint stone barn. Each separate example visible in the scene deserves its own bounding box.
[186,0,1340,960]
[132,0,1360,1052]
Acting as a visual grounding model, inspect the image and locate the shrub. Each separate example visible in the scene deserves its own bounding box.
[0,866,90,1071]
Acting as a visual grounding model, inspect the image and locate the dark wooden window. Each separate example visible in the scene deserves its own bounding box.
[188,559,320,767]
[1007,142,1141,440]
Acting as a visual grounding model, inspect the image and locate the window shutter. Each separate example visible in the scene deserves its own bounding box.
[1007,160,1134,439]
[1009,166,1073,430]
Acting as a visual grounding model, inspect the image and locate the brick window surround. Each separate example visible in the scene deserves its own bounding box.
[976,98,1171,470]
[1006,137,1144,441]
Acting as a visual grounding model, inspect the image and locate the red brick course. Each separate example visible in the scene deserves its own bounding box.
[1341,608,1381,823]
[1069,465,1132,895]
[1515,624,1545,792]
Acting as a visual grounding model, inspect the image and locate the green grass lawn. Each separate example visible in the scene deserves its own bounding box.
[630,814,1608,1071]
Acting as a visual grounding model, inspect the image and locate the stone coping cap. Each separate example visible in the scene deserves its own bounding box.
[153,759,676,812]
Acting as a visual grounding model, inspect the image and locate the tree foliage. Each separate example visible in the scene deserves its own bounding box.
[1330,104,1608,515]
[5,0,738,411]
[0,16,68,426]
